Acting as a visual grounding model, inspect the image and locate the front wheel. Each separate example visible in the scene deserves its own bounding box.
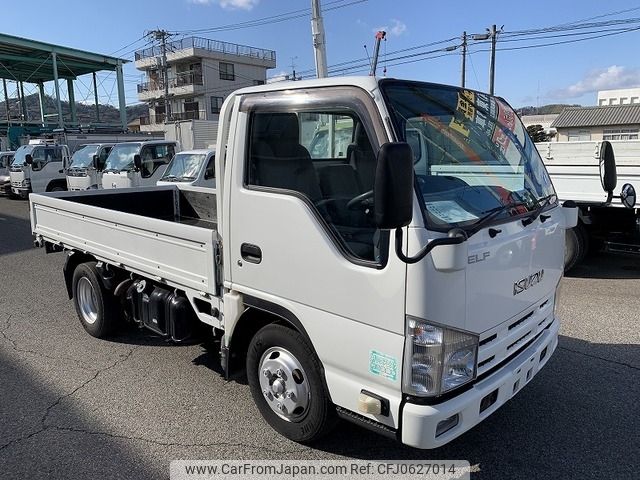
[564,227,585,272]
[72,262,119,338]
[247,324,336,443]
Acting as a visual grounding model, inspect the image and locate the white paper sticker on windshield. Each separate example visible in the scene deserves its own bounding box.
[425,200,478,223]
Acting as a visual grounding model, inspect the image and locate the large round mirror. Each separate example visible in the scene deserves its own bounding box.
[620,183,636,209]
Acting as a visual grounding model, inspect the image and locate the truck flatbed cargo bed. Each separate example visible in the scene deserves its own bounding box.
[30,185,219,295]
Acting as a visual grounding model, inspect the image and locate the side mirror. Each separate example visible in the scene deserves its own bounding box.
[599,140,617,201]
[25,154,33,165]
[374,142,414,229]
[92,154,101,171]
[620,183,636,209]
[133,154,142,171]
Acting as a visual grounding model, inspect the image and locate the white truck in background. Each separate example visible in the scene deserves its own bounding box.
[0,151,14,195]
[538,140,638,269]
[66,144,114,191]
[157,149,216,188]
[10,140,71,197]
[30,77,579,449]
[100,140,179,189]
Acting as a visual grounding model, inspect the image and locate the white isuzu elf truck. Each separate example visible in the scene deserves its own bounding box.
[30,77,580,449]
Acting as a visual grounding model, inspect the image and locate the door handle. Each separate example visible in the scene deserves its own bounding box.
[59,169,64,173]
[240,243,262,264]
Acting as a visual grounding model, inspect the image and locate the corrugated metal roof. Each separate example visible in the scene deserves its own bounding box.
[552,104,640,128]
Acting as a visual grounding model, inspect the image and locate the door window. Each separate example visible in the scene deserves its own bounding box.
[247,110,380,261]
[31,147,61,171]
[139,144,175,178]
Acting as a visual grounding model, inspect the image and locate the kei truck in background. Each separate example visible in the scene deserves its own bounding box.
[30,77,583,448]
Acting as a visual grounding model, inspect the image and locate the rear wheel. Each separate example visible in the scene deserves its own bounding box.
[247,324,336,443]
[50,186,66,192]
[72,262,119,338]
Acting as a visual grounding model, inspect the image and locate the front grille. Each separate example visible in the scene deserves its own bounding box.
[476,294,554,376]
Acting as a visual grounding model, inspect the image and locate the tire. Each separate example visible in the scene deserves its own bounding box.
[50,186,66,192]
[72,262,119,338]
[247,324,336,444]
[564,227,584,272]
[576,223,590,264]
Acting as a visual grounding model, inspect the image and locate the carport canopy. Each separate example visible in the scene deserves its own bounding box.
[0,33,129,128]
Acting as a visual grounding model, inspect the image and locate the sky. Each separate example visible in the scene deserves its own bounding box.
[2,0,640,109]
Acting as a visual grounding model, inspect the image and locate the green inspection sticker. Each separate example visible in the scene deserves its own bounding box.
[369,350,398,382]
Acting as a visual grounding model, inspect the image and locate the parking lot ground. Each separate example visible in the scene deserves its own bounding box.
[0,195,638,479]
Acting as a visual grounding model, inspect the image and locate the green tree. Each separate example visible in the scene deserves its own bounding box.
[526,124,549,143]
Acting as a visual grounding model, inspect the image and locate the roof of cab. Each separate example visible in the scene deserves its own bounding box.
[175,148,216,155]
[111,139,177,147]
[233,75,381,96]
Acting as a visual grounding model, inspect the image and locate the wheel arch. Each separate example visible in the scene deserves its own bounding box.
[46,179,67,192]
[63,251,96,299]
[227,296,324,384]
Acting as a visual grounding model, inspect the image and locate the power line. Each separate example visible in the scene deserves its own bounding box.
[172,0,367,35]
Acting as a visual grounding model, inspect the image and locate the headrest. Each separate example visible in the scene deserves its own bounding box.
[252,113,300,144]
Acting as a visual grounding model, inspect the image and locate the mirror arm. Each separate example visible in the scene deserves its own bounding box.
[394,228,466,264]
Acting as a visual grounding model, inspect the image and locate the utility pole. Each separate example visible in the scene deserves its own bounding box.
[148,29,172,122]
[310,0,328,78]
[461,31,467,88]
[489,24,498,95]
[290,57,298,81]
[370,31,386,76]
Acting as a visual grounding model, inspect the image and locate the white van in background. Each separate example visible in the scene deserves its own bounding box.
[66,144,113,191]
[101,140,179,189]
[157,149,216,188]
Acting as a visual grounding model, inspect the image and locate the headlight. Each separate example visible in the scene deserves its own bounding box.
[21,179,31,186]
[404,317,478,397]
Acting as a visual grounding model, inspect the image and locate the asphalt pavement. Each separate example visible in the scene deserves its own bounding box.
[0,195,638,479]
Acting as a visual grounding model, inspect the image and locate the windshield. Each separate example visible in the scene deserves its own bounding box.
[381,80,556,230]
[69,145,100,169]
[161,153,207,181]
[10,146,31,167]
[103,144,141,172]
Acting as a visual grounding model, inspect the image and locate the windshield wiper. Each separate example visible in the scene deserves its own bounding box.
[161,175,179,181]
[468,201,529,236]
[522,194,557,227]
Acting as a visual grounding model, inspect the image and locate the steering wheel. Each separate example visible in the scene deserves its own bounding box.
[347,189,374,210]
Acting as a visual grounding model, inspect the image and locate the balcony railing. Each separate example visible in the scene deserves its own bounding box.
[140,110,206,125]
[137,71,204,94]
[135,36,276,63]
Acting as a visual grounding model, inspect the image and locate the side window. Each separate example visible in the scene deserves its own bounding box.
[31,147,46,171]
[300,113,354,159]
[204,155,215,180]
[0,155,7,168]
[140,145,174,178]
[247,111,380,262]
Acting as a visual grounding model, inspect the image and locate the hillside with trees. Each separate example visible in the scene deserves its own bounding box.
[0,93,147,125]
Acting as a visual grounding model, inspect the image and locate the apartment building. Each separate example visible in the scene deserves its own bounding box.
[135,36,276,132]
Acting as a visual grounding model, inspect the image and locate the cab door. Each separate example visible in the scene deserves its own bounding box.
[226,87,408,426]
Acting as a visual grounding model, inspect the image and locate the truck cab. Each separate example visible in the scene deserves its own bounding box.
[66,143,113,191]
[101,140,178,189]
[30,77,578,449]
[157,149,216,188]
[0,151,14,195]
[10,140,70,197]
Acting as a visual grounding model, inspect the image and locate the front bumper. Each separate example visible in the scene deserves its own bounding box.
[401,317,559,449]
[11,186,31,197]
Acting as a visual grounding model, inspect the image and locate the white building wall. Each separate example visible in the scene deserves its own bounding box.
[597,88,640,106]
